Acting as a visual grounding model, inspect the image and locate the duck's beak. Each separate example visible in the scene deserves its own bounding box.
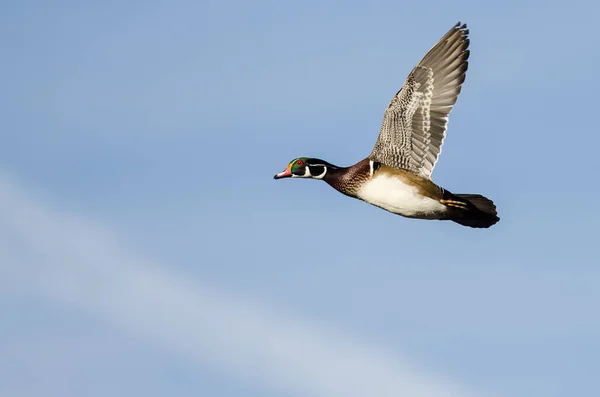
[273,164,292,179]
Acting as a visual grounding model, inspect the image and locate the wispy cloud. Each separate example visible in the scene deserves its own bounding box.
[0,171,487,397]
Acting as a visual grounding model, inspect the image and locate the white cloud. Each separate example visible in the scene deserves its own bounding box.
[0,171,489,397]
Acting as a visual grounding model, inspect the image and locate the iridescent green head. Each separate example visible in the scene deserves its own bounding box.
[273,157,330,180]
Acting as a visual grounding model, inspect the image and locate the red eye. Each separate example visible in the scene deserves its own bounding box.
[296,160,304,166]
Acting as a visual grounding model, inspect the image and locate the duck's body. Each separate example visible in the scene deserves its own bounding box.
[355,163,447,219]
[311,158,498,227]
[274,22,499,228]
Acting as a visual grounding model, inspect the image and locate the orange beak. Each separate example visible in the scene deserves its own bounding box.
[273,164,292,179]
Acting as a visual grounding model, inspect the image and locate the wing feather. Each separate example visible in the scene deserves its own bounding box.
[369,22,470,179]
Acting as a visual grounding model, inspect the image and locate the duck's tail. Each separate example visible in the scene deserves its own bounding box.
[445,193,500,229]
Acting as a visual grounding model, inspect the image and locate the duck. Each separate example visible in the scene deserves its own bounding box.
[274,22,499,228]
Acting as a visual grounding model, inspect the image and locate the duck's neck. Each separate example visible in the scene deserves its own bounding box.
[323,158,370,197]
[323,163,347,184]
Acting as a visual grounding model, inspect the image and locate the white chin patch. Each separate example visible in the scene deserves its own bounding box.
[291,166,327,179]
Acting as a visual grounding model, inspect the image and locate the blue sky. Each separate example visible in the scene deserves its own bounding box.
[1,1,599,396]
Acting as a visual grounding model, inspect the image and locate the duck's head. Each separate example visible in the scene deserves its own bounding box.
[273,157,332,180]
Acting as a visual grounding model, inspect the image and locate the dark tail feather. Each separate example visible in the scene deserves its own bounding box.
[451,194,500,228]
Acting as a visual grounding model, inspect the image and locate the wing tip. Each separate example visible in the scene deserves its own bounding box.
[449,22,470,42]
[454,21,468,31]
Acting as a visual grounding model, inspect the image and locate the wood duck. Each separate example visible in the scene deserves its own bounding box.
[274,22,499,228]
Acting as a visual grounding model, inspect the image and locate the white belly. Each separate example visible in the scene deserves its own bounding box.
[357,175,446,218]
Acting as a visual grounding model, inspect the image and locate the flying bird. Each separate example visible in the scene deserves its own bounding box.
[274,22,499,228]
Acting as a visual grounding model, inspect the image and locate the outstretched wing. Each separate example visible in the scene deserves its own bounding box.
[369,22,470,179]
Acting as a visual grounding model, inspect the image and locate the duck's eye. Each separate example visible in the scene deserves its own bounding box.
[295,160,304,167]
